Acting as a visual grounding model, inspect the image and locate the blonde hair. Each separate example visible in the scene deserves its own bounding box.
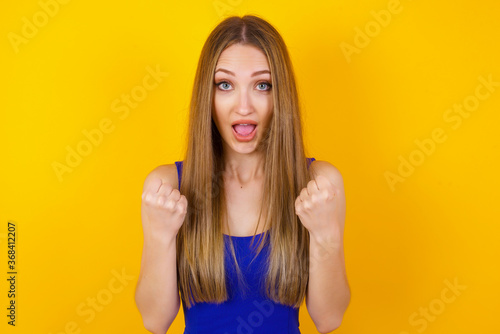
[176,14,315,309]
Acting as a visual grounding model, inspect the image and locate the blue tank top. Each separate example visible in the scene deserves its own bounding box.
[174,157,316,334]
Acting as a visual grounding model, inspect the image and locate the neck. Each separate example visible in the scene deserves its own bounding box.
[222,149,265,185]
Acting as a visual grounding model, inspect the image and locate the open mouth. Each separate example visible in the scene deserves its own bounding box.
[232,124,257,141]
[232,124,257,136]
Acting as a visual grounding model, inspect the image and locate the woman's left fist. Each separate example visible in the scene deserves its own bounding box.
[295,174,343,237]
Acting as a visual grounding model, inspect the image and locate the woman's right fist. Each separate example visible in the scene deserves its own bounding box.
[141,176,188,238]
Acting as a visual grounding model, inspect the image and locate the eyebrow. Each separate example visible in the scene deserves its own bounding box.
[214,68,271,77]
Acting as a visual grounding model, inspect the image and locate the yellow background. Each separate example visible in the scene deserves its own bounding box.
[1,0,499,333]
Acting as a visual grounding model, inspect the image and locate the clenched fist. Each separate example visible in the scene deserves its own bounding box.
[295,174,344,239]
[141,176,188,239]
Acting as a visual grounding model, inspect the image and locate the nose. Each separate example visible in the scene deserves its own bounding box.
[235,88,252,115]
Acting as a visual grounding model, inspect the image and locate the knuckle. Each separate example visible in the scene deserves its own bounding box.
[177,203,187,214]
[164,200,176,211]
[142,192,154,204]
[157,195,166,206]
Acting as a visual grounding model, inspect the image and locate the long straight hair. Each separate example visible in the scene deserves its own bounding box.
[176,14,315,309]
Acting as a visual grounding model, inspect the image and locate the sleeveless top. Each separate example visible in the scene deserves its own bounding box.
[174,157,316,334]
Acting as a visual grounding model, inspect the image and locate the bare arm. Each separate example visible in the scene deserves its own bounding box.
[301,161,350,332]
[134,165,187,333]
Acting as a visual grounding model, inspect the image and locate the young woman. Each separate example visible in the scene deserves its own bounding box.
[135,15,350,334]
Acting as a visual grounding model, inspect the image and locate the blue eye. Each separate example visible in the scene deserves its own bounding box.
[216,81,232,90]
[257,82,272,91]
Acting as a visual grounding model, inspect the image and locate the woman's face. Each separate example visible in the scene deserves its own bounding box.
[212,43,273,154]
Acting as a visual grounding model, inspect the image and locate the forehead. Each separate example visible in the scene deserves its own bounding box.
[215,44,270,71]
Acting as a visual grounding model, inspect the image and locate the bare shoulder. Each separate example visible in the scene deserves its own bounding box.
[143,163,179,192]
[309,159,344,189]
